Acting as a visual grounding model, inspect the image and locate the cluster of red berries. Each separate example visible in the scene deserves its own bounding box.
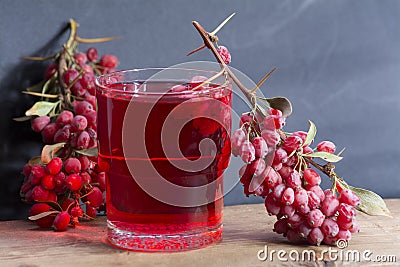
[231,109,361,246]
[20,47,118,231]
[22,157,105,231]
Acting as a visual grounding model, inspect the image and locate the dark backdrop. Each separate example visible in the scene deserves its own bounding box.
[1,0,399,220]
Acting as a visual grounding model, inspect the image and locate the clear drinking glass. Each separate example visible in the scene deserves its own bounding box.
[95,68,231,251]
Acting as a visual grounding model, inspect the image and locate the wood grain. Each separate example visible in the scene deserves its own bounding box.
[0,200,398,267]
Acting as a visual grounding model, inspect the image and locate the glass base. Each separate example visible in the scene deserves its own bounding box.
[107,220,223,252]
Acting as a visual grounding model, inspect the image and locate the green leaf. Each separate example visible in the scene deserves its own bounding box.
[28,210,59,221]
[303,120,316,147]
[75,147,98,157]
[303,151,343,163]
[346,184,391,217]
[41,143,65,164]
[25,101,58,117]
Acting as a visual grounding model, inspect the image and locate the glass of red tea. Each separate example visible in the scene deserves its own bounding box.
[95,68,231,251]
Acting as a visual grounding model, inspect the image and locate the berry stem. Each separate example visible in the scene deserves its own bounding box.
[57,19,79,110]
[192,21,267,117]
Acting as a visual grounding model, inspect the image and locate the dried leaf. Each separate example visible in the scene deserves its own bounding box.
[27,81,45,93]
[28,210,59,221]
[303,120,316,147]
[25,101,58,117]
[22,54,57,61]
[28,156,42,166]
[303,151,343,163]
[265,97,292,118]
[75,147,98,157]
[41,143,65,164]
[13,116,31,122]
[348,185,391,216]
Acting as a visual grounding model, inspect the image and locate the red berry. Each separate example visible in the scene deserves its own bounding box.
[281,204,295,217]
[80,72,95,89]
[81,64,94,74]
[264,167,281,189]
[291,131,307,144]
[30,203,51,216]
[307,191,321,210]
[337,229,351,241]
[308,227,324,245]
[286,229,304,244]
[239,140,256,163]
[99,54,118,69]
[54,172,66,187]
[61,198,76,213]
[262,116,276,131]
[73,101,93,116]
[298,222,312,239]
[303,169,321,187]
[339,189,361,207]
[73,52,87,65]
[87,187,103,208]
[64,158,82,174]
[284,169,302,189]
[321,195,340,217]
[63,68,80,86]
[41,174,55,190]
[272,184,286,201]
[231,129,246,156]
[282,187,295,205]
[22,164,32,177]
[294,189,308,210]
[273,218,288,235]
[282,135,303,154]
[30,203,54,228]
[86,47,98,62]
[252,137,268,158]
[46,157,63,175]
[56,110,74,126]
[41,123,59,143]
[76,130,90,149]
[44,62,57,80]
[349,219,360,233]
[287,213,304,229]
[216,45,231,64]
[321,218,339,237]
[265,194,281,215]
[323,235,338,246]
[30,165,46,181]
[86,204,97,218]
[31,186,49,202]
[83,109,97,128]
[71,80,86,97]
[54,125,71,143]
[65,174,83,191]
[31,116,50,132]
[308,185,325,202]
[53,211,70,231]
[80,171,92,185]
[71,115,88,132]
[78,155,91,171]
[317,141,336,154]
[248,158,266,177]
[336,203,356,223]
[273,148,288,165]
[261,129,280,147]
[307,209,325,228]
[70,206,84,218]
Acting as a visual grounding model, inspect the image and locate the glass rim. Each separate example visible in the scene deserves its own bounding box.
[95,67,230,96]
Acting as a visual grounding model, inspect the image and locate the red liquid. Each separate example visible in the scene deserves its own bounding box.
[96,81,231,251]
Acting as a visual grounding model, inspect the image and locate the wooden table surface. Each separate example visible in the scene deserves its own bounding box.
[0,199,399,267]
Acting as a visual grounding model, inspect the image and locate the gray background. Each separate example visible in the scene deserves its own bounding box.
[1,0,399,220]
